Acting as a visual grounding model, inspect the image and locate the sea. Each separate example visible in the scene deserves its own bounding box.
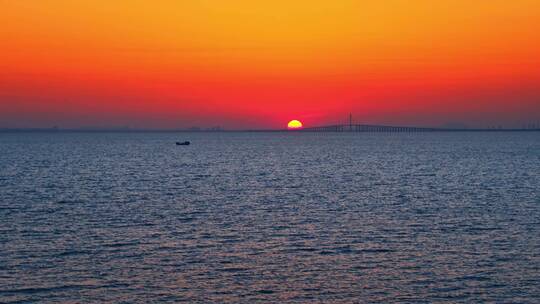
[1,131,539,303]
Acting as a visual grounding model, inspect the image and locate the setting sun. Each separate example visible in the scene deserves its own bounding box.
[287,120,303,129]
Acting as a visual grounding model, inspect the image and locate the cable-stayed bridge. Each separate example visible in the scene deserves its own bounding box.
[301,124,436,132]
[296,115,539,132]
[298,124,539,132]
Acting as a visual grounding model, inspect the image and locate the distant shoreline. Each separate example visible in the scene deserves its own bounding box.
[1,128,539,133]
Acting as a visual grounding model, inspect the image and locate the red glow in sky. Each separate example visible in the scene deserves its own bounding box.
[1,1,540,129]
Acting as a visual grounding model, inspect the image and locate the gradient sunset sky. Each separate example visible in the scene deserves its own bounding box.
[1,0,540,129]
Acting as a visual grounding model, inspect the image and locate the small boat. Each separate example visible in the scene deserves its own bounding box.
[176,141,191,146]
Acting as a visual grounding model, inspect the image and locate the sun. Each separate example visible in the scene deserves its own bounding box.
[287,120,303,129]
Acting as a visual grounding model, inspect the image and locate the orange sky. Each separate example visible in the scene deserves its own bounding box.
[1,0,540,129]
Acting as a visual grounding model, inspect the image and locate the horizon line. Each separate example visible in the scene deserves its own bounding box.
[1,126,539,133]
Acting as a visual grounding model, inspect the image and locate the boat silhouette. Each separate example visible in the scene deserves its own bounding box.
[176,141,190,146]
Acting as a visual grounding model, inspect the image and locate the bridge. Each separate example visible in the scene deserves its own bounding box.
[295,114,539,132]
[298,124,540,132]
[300,124,438,132]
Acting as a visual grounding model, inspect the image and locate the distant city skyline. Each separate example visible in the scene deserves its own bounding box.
[1,118,539,132]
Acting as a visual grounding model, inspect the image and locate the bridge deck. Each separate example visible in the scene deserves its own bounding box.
[299,124,539,132]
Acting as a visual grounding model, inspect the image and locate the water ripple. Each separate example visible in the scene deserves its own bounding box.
[0,132,539,303]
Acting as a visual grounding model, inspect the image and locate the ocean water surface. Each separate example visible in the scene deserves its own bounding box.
[1,132,539,303]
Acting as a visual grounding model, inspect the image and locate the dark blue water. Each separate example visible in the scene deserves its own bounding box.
[1,132,539,303]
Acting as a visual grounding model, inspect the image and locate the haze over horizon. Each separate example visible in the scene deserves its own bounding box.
[1,1,540,129]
